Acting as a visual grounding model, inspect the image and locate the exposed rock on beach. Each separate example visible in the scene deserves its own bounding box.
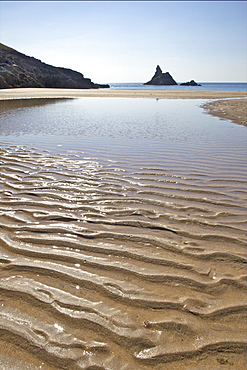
[0,43,109,89]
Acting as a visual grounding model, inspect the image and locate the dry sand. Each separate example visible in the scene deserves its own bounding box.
[0,87,246,100]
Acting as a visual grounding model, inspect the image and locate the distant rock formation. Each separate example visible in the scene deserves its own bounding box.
[144,65,177,86]
[180,80,201,86]
[0,43,109,89]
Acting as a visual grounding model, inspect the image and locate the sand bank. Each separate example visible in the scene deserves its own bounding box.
[0,87,246,100]
[202,98,247,126]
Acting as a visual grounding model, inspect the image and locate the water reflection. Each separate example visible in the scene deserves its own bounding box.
[0,97,244,146]
[0,98,246,369]
[0,97,72,114]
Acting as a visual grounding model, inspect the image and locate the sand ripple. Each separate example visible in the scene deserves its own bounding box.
[0,146,246,369]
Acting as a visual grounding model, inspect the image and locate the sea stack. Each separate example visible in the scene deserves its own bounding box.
[180,80,201,86]
[0,43,109,89]
[144,65,177,86]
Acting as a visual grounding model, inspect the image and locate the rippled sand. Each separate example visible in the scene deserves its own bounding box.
[0,143,246,369]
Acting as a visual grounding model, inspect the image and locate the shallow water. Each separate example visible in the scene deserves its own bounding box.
[0,98,246,369]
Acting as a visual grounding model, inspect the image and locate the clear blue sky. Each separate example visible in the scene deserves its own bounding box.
[0,1,246,83]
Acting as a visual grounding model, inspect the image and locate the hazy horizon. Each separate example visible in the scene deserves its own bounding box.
[0,1,246,83]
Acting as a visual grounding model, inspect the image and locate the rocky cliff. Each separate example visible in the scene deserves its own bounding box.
[144,65,177,85]
[0,43,109,89]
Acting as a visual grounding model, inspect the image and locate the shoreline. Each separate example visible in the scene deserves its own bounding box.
[0,87,246,100]
[201,98,247,126]
[0,88,246,126]
[0,88,246,369]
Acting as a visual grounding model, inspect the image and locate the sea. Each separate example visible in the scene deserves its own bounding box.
[0,83,246,369]
[108,82,247,92]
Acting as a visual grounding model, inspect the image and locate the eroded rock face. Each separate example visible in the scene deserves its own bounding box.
[144,65,177,85]
[0,43,109,89]
[180,80,201,86]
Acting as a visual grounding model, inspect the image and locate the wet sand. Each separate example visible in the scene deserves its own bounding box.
[0,90,247,369]
[202,98,247,126]
[0,144,246,369]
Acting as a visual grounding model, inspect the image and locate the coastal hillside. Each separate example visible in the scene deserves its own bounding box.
[0,43,109,89]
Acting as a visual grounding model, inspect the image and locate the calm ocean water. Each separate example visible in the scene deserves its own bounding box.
[109,82,247,92]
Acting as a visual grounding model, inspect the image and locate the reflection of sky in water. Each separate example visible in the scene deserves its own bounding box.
[0,98,246,158]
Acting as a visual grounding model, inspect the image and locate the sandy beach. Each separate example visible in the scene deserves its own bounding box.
[0,88,246,127]
[0,87,246,100]
[0,142,246,370]
[0,89,246,369]
[202,98,247,126]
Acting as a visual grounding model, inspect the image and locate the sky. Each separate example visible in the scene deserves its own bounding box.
[0,1,246,83]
